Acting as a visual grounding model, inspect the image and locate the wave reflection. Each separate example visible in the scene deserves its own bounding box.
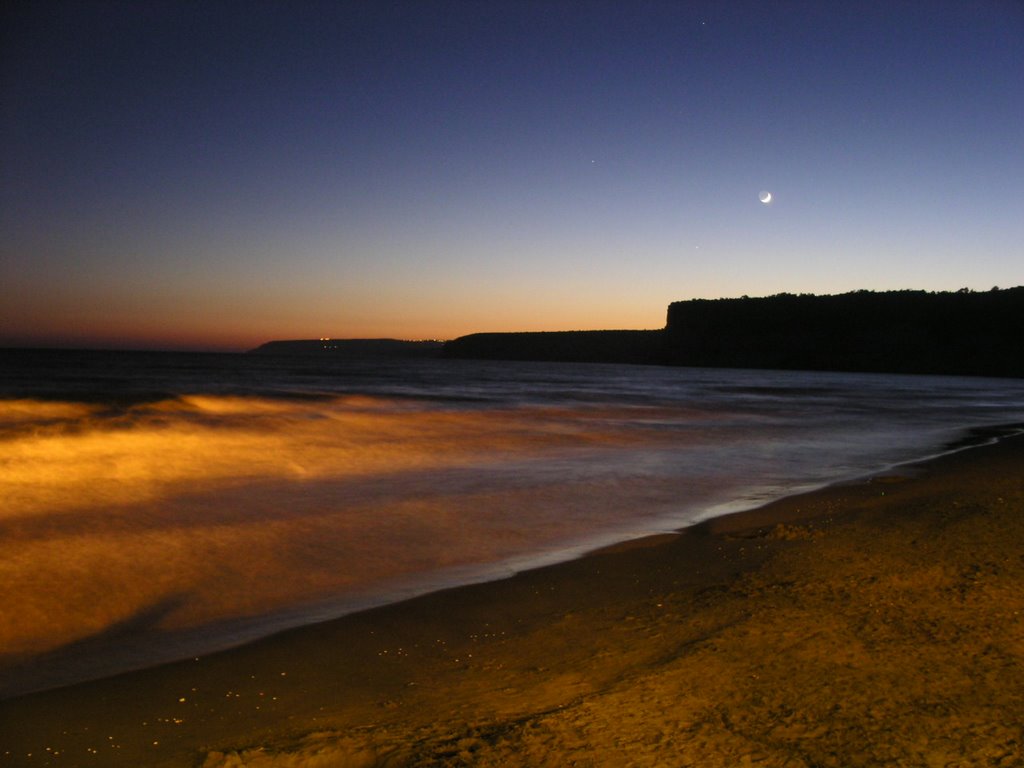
[0,395,723,673]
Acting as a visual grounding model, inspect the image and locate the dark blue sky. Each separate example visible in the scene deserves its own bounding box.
[2,1,1022,349]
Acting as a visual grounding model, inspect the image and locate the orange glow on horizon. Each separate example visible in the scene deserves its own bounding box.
[0,268,672,351]
[0,311,670,353]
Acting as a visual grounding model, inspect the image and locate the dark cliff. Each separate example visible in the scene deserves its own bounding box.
[443,288,1024,378]
[664,288,1024,377]
[442,330,664,365]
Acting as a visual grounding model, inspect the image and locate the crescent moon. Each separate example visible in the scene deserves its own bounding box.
[759,191,772,204]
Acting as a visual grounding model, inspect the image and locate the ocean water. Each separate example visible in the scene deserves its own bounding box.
[2,348,1023,698]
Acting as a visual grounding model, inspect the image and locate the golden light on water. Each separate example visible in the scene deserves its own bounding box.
[3,395,605,517]
[1,395,691,663]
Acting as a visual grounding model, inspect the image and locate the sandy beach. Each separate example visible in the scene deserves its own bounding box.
[2,431,1023,767]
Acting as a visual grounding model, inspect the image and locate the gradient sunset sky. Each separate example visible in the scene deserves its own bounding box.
[2,1,1022,351]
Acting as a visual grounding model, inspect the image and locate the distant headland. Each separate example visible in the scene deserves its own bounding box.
[254,287,1024,378]
[249,338,444,357]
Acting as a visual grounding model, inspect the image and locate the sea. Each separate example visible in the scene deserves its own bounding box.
[3,348,1024,698]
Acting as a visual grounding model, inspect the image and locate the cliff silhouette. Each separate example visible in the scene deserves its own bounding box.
[441,330,663,365]
[444,288,1024,378]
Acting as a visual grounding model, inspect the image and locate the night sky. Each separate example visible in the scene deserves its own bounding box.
[2,1,1022,351]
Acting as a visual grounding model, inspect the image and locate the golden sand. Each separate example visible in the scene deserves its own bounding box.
[2,436,1022,767]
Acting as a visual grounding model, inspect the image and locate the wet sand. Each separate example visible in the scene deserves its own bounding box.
[2,433,1023,767]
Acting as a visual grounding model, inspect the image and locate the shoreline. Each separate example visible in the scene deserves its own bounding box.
[3,430,1024,766]
[4,423,1017,703]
